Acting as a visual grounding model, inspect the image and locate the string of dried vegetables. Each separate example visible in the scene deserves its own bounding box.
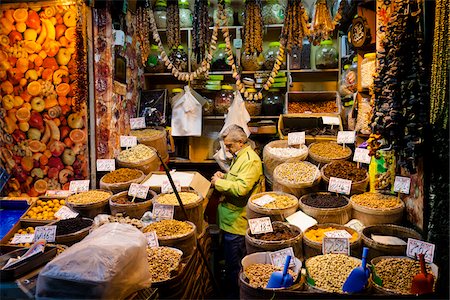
[166,0,180,49]
[332,0,357,33]
[137,5,151,65]
[310,0,334,45]
[280,0,310,54]
[75,0,87,112]
[192,0,210,64]
[243,0,263,55]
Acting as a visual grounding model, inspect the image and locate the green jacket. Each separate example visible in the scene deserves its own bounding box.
[216,145,263,235]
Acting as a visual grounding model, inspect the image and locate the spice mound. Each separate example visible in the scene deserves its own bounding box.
[117,144,156,163]
[305,226,358,243]
[302,193,348,208]
[244,263,297,288]
[130,128,163,139]
[155,192,200,206]
[309,142,352,160]
[351,193,403,209]
[146,246,183,282]
[55,217,92,235]
[374,258,433,294]
[266,145,308,158]
[143,220,193,238]
[251,193,297,209]
[251,223,300,241]
[306,254,360,293]
[67,190,111,205]
[95,213,144,230]
[101,168,142,184]
[274,162,319,184]
[323,160,367,182]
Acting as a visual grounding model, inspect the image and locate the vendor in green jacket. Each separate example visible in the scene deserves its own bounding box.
[211,125,263,298]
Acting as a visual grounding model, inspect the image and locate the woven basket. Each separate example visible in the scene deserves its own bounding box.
[109,190,156,219]
[320,163,369,195]
[299,192,352,225]
[247,191,298,222]
[99,170,146,194]
[116,146,160,174]
[66,190,112,219]
[308,142,352,165]
[131,127,168,161]
[272,161,321,198]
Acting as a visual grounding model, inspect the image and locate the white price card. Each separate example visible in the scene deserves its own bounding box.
[337,131,356,144]
[96,159,116,172]
[322,237,350,255]
[328,177,352,195]
[269,247,296,268]
[288,132,305,146]
[161,179,181,194]
[69,180,90,193]
[34,225,57,243]
[322,116,340,125]
[406,238,435,263]
[130,117,146,130]
[54,206,79,220]
[233,38,243,49]
[128,183,150,199]
[248,217,273,235]
[253,195,276,207]
[353,148,372,164]
[11,233,35,244]
[152,203,174,220]
[324,230,353,239]
[144,231,159,248]
[394,176,411,194]
[45,190,73,197]
[120,135,137,148]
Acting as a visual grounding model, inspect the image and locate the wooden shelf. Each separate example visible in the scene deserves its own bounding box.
[143,69,337,77]
[157,24,283,32]
[289,69,339,73]
[203,115,280,120]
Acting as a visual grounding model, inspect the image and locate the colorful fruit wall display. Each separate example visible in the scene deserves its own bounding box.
[0,1,88,196]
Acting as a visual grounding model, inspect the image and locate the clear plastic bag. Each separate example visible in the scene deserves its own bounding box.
[36,223,151,299]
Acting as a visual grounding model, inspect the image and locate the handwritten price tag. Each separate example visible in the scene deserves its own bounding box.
[69,180,90,193]
[248,217,273,235]
[269,247,295,268]
[406,238,435,263]
[353,148,371,164]
[233,38,243,49]
[128,183,149,199]
[322,116,340,125]
[120,135,137,148]
[337,131,356,144]
[34,225,57,243]
[288,132,305,146]
[11,233,35,244]
[144,231,159,248]
[324,230,352,239]
[322,237,350,255]
[152,203,174,220]
[45,190,73,197]
[96,159,116,172]
[253,195,276,207]
[161,179,181,194]
[54,206,79,220]
[130,117,146,130]
[394,176,411,194]
[328,177,352,195]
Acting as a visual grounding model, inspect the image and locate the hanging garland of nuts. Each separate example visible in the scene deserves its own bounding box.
[281,0,310,54]
[192,0,210,64]
[136,5,151,65]
[166,0,181,50]
[243,0,263,55]
[310,0,335,45]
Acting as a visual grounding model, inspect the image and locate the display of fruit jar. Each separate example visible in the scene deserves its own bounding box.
[339,62,357,96]
[263,42,286,70]
[262,0,285,24]
[213,0,234,26]
[154,0,167,29]
[361,53,376,89]
[315,40,338,69]
[241,52,263,71]
[203,97,215,116]
[146,45,165,73]
[212,43,232,71]
[215,85,234,115]
[262,88,284,116]
[244,90,262,116]
[169,46,188,72]
[179,0,193,28]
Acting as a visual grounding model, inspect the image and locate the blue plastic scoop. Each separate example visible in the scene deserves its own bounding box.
[343,247,371,293]
[266,255,294,289]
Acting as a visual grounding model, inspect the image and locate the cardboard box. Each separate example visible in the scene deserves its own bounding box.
[141,171,211,199]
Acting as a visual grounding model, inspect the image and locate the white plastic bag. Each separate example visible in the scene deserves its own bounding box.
[171,85,202,136]
[36,223,151,300]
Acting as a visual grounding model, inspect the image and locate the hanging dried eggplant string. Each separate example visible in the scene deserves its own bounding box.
[193,0,210,64]
[166,0,180,50]
[332,0,357,32]
[310,0,335,45]
[243,0,263,55]
[74,0,87,113]
[137,6,151,65]
[281,0,310,54]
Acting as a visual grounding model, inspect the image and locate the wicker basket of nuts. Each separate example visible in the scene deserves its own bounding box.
[247,191,298,222]
[273,161,321,198]
[99,168,146,194]
[66,190,113,218]
[116,144,160,174]
[308,142,352,165]
[320,161,369,195]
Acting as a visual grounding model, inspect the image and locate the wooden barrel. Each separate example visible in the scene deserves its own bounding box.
[116,146,161,174]
[99,170,146,194]
[350,193,405,226]
[307,142,352,166]
[303,223,361,259]
[320,163,369,195]
[245,221,303,260]
[66,190,112,219]
[131,127,169,162]
[109,190,156,219]
[157,221,197,258]
[152,191,204,233]
[55,218,93,246]
[247,192,298,222]
[272,162,321,198]
[362,225,421,261]
[299,193,352,225]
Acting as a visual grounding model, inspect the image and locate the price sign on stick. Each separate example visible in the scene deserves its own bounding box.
[322,237,350,255]
[161,179,181,194]
[153,203,174,220]
[145,231,159,248]
[96,159,116,172]
[406,238,435,263]
[69,180,90,193]
[249,217,273,235]
[54,206,79,220]
[128,183,149,199]
[11,234,35,244]
[34,226,57,243]
[328,177,352,195]
[45,190,73,197]
[353,148,371,164]
[288,132,305,146]
[130,117,146,130]
[337,131,356,144]
[253,195,276,207]
[322,116,340,125]
[269,247,296,268]
[394,176,411,194]
[324,230,353,239]
[120,136,137,148]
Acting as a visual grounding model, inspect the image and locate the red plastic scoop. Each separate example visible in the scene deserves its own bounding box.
[410,254,434,295]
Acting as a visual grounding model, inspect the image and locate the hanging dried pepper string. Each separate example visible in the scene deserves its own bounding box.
[281,0,310,54]
[193,0,210,64]
[137,5,151,65]
[166,0,180,50]
[75,0,87,112]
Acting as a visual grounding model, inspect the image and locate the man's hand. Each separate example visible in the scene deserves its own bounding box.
[214,171,225,179]
[211,172,224,186]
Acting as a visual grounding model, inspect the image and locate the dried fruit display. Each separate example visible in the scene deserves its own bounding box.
[192,0,210,64]
[242,0,263,55]
[280,0,310,54]
[309,0,334,45]
[0,1,88,196]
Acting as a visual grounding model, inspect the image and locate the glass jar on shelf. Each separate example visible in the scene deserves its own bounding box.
[263,42,286,70]
[212,43,232,71]
[215,85,234,115]
[146,45,166,73]
[262,0,285,25]
[169,46,188,72]
[244,89,262,116]
[315,40,338,69]
[361,53,376,89]
[154,0,167,29]
[339,60,357,96]
[241,52,264,71]
[289,45,301,70]
[213,0,234,26]
[300,38,311,69]
[262,88,284,115]
[179,0,193,28]
[203,96,215,116]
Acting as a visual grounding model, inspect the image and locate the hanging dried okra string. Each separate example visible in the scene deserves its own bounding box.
[193,0,210,64]
[281,0,310,54]
[166,0,180,49]
[243,0,263,55]
[310,0,334,45]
